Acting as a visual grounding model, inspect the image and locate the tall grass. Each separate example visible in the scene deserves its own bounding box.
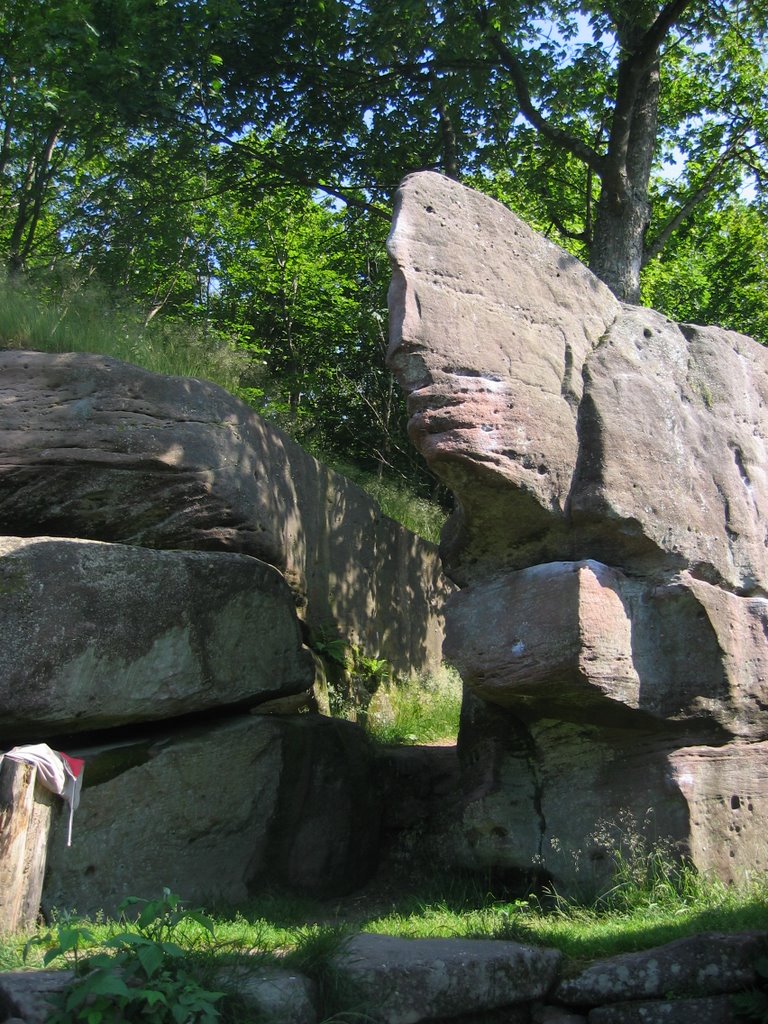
[0,275,243,391]
[366,664,463,745]
[328,460,448,543]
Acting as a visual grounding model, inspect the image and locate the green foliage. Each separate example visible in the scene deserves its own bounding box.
[366,665,463,746]
[333,462,448,544]
[309,625,349,668]
[642,200,768,346]
[0,274,243,391]
[25,890,225,1024]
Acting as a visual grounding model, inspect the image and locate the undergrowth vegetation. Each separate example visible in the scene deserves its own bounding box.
[0,275,243,392]
[364,664,463,745]
[4,862,768,1022]
[308,626,462,745]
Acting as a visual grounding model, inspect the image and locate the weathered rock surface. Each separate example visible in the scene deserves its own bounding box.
[555,932,767,1005]
[330,933,562,1024]
[445,560,768,739]
[0,350,450,676]
[42,714,380,915]
[0,536,314,742]
[532,1007,587,1024]
[215,966,318,1024]
[387,171,768,892]
[387,173,768,591]
[0,971,73,1024]
[587,995,739,1023]
[387,171,621,586]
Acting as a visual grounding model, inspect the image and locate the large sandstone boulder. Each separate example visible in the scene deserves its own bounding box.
[43,714,380,915]
[0,350,449,675]
[0,536,314,741]
[445,560,768,739]
[442,694,768,891]
[388,173,768,591]
[387,171,768,893]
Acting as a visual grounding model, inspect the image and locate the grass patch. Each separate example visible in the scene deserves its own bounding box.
[366,664,463,745]
[328,460,448,543]
[356,865,768,962]
[3,869,767,1021]
[0,274,243,392]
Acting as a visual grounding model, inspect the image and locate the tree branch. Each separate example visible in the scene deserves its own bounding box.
[633,0,695,68]
[643,132,747,265]
[474,4,606,177]
[207,128,392,218]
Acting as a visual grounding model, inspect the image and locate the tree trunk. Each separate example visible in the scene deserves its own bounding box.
[589,52,661,304]
[0,759,55,934]
[589,183,651,303]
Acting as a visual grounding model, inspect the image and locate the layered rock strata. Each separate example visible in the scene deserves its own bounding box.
[387,171,768,891]
[0,350,450,675]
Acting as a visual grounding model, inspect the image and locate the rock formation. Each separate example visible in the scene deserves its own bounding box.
[0,349,450,912]
[0,349,450,676]
[387,170,768,892]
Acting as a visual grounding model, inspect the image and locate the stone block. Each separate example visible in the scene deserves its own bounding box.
[331,933,562,1024]
[0,536,314,741]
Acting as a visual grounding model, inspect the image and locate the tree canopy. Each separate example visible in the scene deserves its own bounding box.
[1,0,767,492]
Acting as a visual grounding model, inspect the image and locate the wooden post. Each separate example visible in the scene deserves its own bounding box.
[0,758,55,934]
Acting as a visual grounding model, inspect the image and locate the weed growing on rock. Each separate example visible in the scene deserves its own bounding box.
[281,924,363,1020]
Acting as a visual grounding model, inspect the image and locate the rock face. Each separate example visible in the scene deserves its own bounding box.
[0,349,449,676]
[0,536,314,740]
[42,715,380,915]
[387,171,768,891]
[0,348,452,913]
[331,933,562,1024]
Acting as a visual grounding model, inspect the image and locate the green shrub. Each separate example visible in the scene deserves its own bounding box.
[25,889,225,1024]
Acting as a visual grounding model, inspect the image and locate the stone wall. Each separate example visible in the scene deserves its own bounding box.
[2,930,765,1024]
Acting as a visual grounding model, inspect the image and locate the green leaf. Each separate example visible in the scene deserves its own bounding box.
[137,942,165,978]
[78,970,132,998]
[138,988,169,1007]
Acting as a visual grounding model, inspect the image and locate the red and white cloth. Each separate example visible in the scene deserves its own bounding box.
[0,743,85,846]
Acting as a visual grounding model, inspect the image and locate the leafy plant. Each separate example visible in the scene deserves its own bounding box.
[310,625,348,668]
[351,650,392,691]
[25,889,225,1024]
